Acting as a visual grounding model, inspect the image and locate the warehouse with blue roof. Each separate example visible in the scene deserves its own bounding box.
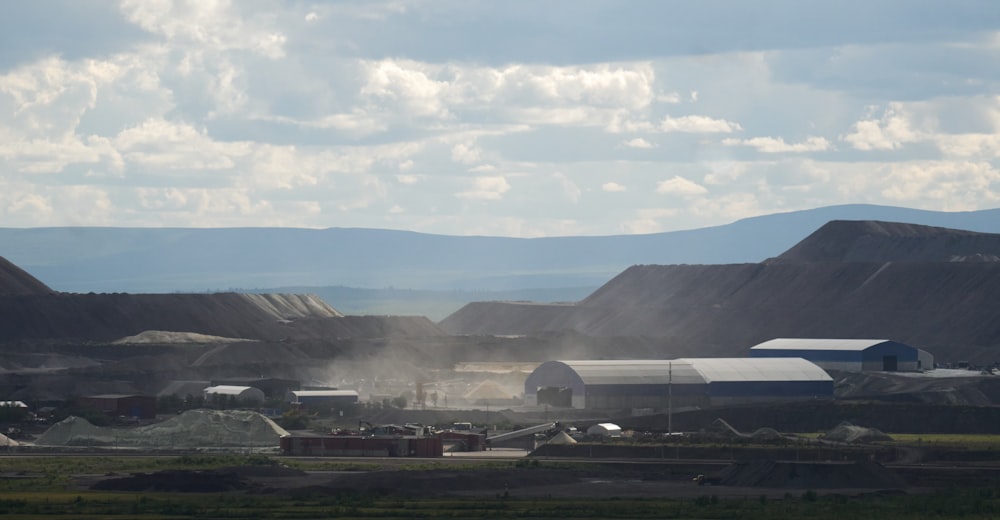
[749,338,933,372]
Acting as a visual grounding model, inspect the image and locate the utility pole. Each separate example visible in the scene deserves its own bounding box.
[667,362,673,435]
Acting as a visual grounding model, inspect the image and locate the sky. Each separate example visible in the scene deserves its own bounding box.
[1,0,999,237]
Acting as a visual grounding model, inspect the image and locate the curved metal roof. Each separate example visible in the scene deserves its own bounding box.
[676,357,832,383]
[750,338,897,352]
[555,360,704,386]
[550,358,830,386]
[289,390,358,397]
[204,385,260,396]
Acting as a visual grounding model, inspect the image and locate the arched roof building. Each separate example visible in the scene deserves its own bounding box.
[203,385,266,403]
[524,358,831,410]
[749,338,933,372]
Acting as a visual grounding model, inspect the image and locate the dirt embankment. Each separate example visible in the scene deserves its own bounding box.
[771,220,1000,263]
[0,256,52,295]
[0,292,444,343]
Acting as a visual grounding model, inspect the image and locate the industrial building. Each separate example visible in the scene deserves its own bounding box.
[78,394,157,420]
[749,338,934,372]
[287,390,359,412]
[203,385,266,404]
[211,378,300,399]
[280,434,443,457]
[524,358,832,410]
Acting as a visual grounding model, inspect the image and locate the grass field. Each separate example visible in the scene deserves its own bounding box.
[0,453,999,518]
[0,486,998,518]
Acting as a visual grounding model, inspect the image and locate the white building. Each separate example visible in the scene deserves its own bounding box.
[203,385,265,403]
[524,358,832,410]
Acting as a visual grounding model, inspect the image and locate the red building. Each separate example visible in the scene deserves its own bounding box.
[280,434,443,457]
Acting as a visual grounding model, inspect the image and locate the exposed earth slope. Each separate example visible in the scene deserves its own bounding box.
[0,258,441,342]
[0,290,443,342]
[772,220,1000,263]
[0,256,51,295]
[440,221,1000,364]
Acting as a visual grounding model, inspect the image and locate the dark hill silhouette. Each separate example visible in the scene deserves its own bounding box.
[772,220,1000,263]
[0,292,443,343]
[0,256,51,295]
[439,221,1000,364]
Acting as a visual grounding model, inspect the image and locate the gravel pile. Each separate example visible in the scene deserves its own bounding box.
[820,421,893,443]
[34,409,289,448]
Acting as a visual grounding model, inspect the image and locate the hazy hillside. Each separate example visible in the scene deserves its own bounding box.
[3,205,1000,295]
[440,221,1000,364]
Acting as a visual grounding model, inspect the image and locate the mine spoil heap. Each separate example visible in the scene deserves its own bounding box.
[32,409,289,448]
[440,220,1000,363]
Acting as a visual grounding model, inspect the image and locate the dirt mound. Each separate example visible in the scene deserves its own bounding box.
[0,292,444,342]
[440,258,1000,364]
[34,409,289,448]
[0,257,51,295]
[114,330,252,344]
[773,220,1000,263]
[820,422,893,443]
[716,460,906,489]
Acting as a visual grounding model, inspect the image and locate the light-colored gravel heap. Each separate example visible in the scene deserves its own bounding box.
[819,421,893,444]
[113,330,251,344]
[0,433,18,446]
[33,409,289,448]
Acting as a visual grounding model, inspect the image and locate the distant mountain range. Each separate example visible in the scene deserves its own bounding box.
[2,204,1000,319]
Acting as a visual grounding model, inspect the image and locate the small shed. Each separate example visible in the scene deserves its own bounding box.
[203,385,265,404]
[586,423,622,437]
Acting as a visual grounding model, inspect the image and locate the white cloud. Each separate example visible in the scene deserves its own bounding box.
[723,136,832,153]
[553,172,582,203]
[0,2,997,237]
[657,92,681,103]
[936,133,1000,158]
[113,118,250,171]
[656,176,709,195]
[842,103,921,150]
[878,161,1000,206]
[356,59,657,126]
[622,137,654,149]
[451,142,481,164]
[456,176,510,200]
[361,59,450,118]
[118,0,287,58]
[659,115,742,133]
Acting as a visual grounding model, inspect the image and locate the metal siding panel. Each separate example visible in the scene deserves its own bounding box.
[707,380,833,397]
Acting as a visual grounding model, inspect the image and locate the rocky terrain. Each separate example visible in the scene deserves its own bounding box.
[441,220,1000,364]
